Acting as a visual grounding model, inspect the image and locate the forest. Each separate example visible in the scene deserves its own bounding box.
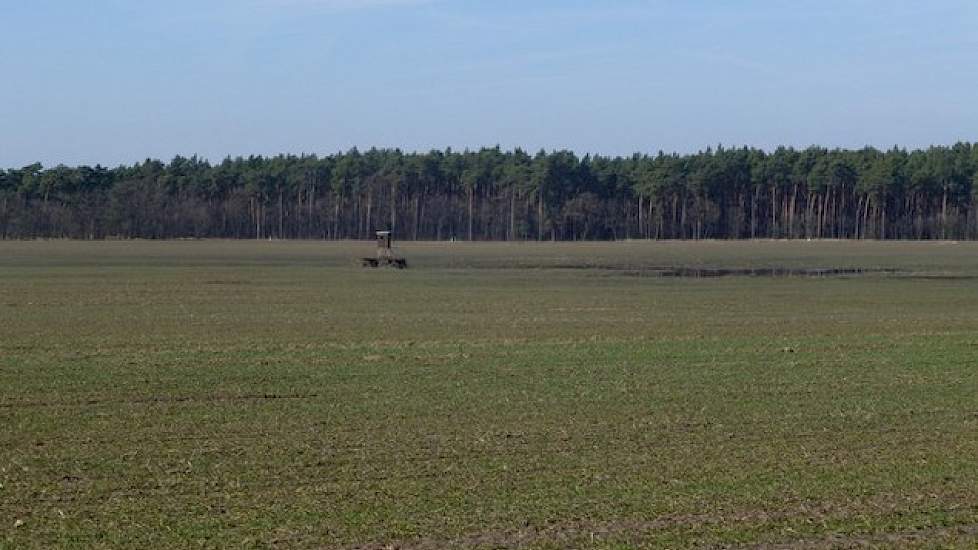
[2,143,978,241]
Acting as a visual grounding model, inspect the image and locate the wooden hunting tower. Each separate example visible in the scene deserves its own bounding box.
[376,230,393,260]
[361,230,407,268]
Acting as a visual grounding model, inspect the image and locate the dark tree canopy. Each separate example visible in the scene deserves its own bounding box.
[3,143,978,240]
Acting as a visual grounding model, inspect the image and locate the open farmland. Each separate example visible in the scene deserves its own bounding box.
[3,240,978,548]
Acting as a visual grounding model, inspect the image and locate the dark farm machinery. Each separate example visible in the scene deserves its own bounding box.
[361,230,407,269]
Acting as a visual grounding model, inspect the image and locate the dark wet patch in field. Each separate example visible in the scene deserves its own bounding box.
[634,266,902,278]
[651,268,978,279]
[531,264,978,279]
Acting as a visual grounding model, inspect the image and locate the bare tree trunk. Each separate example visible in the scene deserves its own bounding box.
[655,201,662,240]
[782,189,789,238]
[638,195,645,236]
[648,199,654,239]
[805,192,814,239]
[251,197,258,239]
[680,194,687,239]
[537,191,544,241]
[296,188,302,238]
[509,190,516,241]
[278,191,284,239]
[334,200,340,240]
[355,194,361,239]
[881,200,887,240]
[468,185,474,241]
[879,200,886,240]
[818,193,826,238]
[365,190,373,237]
[671,194,679,239]
[788,186,798,239]
[413,194,420,240]
[307,187,314,238]
[863,196,872,240]
[942,185,949,239]
[750,187,758,239]
[390,180,396,233]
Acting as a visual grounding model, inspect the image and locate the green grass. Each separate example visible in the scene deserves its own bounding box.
[3,240,978,548]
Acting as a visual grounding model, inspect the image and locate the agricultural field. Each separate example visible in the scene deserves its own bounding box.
[3,239,978,548]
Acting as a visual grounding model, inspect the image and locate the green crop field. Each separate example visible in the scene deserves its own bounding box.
[3,240,978,548]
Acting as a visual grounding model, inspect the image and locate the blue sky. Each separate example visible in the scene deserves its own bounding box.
[2,0,976,167]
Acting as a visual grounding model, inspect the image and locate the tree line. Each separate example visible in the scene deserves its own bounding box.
[2,143,978,241]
